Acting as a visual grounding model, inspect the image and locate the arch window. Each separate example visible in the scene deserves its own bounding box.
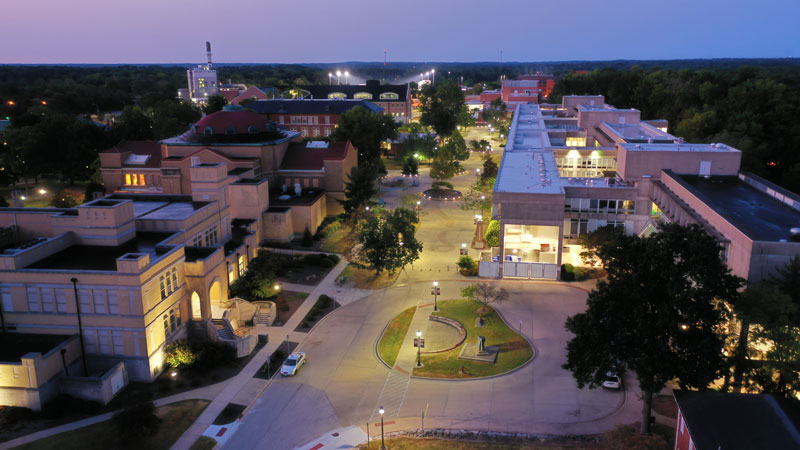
[379,92,399,100]
[203,126,214,135]
[328,92,346,99]
[354,92,373,100]
[225,127,237,135]
[248,125,259,134]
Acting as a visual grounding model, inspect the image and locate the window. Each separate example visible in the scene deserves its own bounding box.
[98,330,111,354]
[228,263,235,284]
[568,219,588,237]
[380,92,399,100]
[26,287,41,312]
[93,290,107,314]
[327,92,346,99]
[204,226,218,246]
[113,331,124,354]
[108,292,119,314]
[354,92,373,100]
[163,313,170,337]
[83,330,97,353]
[42,288,55,313]
[238,254,246,276]
[324,116,330,125]
[1,287,13,312]
[56,291,67,313]
[125,173,147,186]
[159,267,180,300]
[171,268,178,291]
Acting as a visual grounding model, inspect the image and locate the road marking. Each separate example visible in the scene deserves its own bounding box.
[308,444,323,450]
[216,427,227,437]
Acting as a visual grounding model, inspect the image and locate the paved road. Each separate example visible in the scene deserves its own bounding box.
[221,147,642,450]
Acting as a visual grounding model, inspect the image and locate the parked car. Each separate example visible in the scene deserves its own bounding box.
[280,352,307,376]
[602,371,622,390]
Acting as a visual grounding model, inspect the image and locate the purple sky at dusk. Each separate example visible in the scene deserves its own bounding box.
[2,0,798,64]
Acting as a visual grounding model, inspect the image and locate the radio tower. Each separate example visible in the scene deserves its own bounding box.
[384,48,387,66]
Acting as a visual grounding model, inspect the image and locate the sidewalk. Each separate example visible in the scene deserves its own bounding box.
[171,259,351,450]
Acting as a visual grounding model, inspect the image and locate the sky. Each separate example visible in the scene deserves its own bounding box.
[2,0,799,64]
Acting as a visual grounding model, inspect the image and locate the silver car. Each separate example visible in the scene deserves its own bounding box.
[280,352,307,376]
[602,371,621,390]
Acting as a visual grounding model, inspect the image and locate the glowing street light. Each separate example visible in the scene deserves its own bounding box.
[379,406,386,450]
[336,70,342,85]
[431,281,440,311]
[431,68,435,84]
[38,188,47,207]
[328,73,333,85]
[6,100,14,106]
[344,71,349,85]
[416,330,422,367]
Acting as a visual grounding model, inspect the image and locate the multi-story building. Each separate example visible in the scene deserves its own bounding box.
[99,104,358,219]
[296,80,412,123]
[485,96,800,282]
[178,42,219,104]
[244,99,383,138]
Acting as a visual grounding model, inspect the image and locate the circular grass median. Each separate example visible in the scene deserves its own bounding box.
[414,300,533,379]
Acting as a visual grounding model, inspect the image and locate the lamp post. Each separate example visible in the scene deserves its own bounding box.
[336,70,342,85]
[70,278,89,376]
[39,188,46,207]
[379,406,386,450]
[431,69,435,84]
[431,281,439,312]
[344,71,349,85]
[328,73,333,85]
[416,330,422,367]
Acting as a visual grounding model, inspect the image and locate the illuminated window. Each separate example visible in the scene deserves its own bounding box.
[125,174,133,185]
[380,92,399,100]
[354,92,373,100]
[328,92,346,99]
[565,137,586,147]
[139,174,145,185]
[198,79,206,88]
[228,263,235,284]
[238,254,246,275]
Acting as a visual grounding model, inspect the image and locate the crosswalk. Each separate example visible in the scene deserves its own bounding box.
[371,368,412,420]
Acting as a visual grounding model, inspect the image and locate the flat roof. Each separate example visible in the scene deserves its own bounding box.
[675,174,800,242]
[495,150,563,194]
[674,390,800,450]
[26,232,174,271]
[621,142,739,153]
[0,334,70,362]
[139,202,198,220]
[603,121,677,142]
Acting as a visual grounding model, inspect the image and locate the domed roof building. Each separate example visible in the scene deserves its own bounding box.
[185,105,285,144]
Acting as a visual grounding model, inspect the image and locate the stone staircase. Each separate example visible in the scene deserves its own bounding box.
[211,319,235,340]
[253,301,275,326]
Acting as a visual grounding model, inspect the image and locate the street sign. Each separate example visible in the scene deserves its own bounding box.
[419,339,425,348]
[414,338,419,347]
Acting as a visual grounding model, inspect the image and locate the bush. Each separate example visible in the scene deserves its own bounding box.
[164,339,197,369]
[484,220,501,248]
[41,394,102,419]
[302,226,313,247]
[327,254,340,264]
[192,341,237,370]
[318,294,334,308]
[560,264,576,281]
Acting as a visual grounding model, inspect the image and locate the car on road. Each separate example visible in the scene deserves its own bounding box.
[602,371,622,390]
[280,352,306,376]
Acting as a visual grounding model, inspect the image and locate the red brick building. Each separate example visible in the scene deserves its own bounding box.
[297,80,412,123]
[244,99,383,138]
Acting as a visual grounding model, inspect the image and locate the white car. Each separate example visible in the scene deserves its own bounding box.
[602,371,622,390]
[280,352,306,376]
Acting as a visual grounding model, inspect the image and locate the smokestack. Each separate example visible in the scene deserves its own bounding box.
[206,41,213,69]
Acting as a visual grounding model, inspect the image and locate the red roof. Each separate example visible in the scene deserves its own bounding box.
[279,141,350,171]
[104,140,162,168]
[220,90,240,102]
[194,107,272,135]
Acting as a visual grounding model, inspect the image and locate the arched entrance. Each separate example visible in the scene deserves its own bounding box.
[209,280,223,306]
[191,291,202,320]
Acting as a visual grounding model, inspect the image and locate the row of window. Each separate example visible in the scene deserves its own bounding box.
[283,115,331,125]
[564,219,627,239]
[159,268,179,301]
[125,173,148,186]
[83,329,127,356]
[163,305,182,338]
[565,198,636,214]
[23,286,127,315]
[190,225,219,247]
[294,127,332,137]
[227,254,248,284]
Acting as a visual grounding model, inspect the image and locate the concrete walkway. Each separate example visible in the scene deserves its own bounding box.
[171,258,351,450]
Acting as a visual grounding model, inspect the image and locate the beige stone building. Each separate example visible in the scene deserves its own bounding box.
[486,98,800,282]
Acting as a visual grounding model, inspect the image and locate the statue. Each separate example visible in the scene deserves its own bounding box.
[478,335,486,353]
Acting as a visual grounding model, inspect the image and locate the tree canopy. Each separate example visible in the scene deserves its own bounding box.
[563,223,743,434]
[419,79,468,137]
[330,106,397,175]
[339,165,379,219]
[356,207,422,275]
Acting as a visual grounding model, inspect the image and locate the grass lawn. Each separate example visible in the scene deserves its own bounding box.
[413,300,533,379]
[378,306,416,366]
[338,264,401,289]
[382,157,404,171]
[189,436,217,450]
[359,436,594,449]
[320,225,357,254]
[16,399,209,450]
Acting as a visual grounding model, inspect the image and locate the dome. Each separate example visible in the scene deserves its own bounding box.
[193,106,272,136]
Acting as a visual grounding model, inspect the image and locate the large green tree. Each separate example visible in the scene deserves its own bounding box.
[339,165,379,219]
[563,223,743,434]
[330,106,398,175]
[356,208,422,275]
[430,130,468,179]
[203,94,228,114]
[113,105,154,141]
[419,79,468,138]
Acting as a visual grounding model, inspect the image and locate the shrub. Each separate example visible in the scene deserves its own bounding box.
[164,339,197,369]
[302,226,313,247]
[301,321,309,328]
[327,254,340,264]
[192,341,237,370]
[318,294,334,308]
[560,264,576,281]
[484,220,501,247]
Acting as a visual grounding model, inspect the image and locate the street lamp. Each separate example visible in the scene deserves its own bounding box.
[431,69,435,84]
[336,70,342,85]
[38,188,46,207]
[344,71,349,85]
[416,330,422,367]
[431,281,440,312]
[328,73,333,85]
[379,406,386,450]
